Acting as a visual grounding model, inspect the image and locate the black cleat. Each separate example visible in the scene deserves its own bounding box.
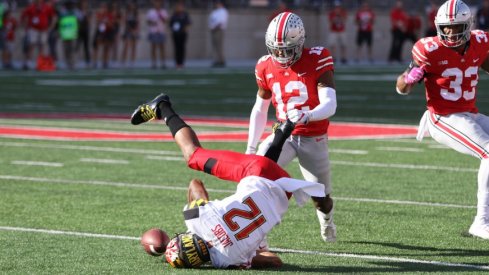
[264,119,295,162]
[130,93,171,125]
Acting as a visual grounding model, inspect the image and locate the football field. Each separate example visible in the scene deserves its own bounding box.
[1,66,489,274]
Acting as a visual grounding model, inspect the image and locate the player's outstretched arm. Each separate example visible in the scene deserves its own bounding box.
[187,178,209,203]
[251,250,283,269]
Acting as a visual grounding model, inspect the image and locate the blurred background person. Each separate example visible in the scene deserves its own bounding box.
[404,10,421,45]
[120,0,139,68]
[20,0,57,70]
[1,8,17,69]
[355,1,375,63]
[476,0,489,31]
[268,1,290,22]
[146,0,168,69]
[327,0,347,64]
[75,0,90,68]
[388,0,408,63]
[109,0,122,64]
[57,0,78,70]
[425,1,437,37]
[169,0,190,69]
[208,0,228,68]
[47,0,59,63]
[92,2,114,69]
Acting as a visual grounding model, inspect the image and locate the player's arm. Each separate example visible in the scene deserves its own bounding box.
[187,178,209,203]
[246,87,272,154]
[287,71,337,125]
[250,249,282,269]
[480,53,489,74]
[396,60,425,95]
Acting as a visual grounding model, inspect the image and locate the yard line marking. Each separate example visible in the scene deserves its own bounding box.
[335,197,475,209]
[273,248,489,271]
[1,226,487,271]
[11,161,64,167]
[330,160,478,172]
[376,146,424,153]
[0,175,475,209]
[0,141,181,155]
[79,158,130,164]
[329,149,368,155]
[0,226,140,240]
[145,155,185,161]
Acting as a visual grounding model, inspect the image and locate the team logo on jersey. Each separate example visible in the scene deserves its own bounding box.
[438,60,448,65]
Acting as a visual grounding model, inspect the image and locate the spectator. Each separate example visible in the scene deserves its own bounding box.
[109,1,122,63]
[425,1,437,37]
[208,0,228,68]
[169,1,191,69]
[476,0,489,31]
[268,1,291,22]
[146,0,168,69]
[75,0,91,68]
[388,0,408,63]
[355,1,375,63]
[20,0,57,70]
[47,0,59,63]
[405,10,422,45]
[328,1,347,64]
[121,1,139,68]
[57,0,78,70]
[2,9,17,69]
[92,2,115,69]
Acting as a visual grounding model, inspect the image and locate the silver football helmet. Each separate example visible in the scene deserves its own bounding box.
[265,12,305,68]
[434,0,473,48]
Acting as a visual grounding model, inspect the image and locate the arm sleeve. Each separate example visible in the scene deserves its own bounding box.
[307,87,337,121]
[246,95,271,153]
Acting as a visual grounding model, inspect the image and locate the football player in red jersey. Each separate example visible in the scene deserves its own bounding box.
[246,12,337,242]
[396,0,489,240]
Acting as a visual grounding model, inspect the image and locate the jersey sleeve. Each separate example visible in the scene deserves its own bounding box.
[411,39,429,66]
[472,30,489,62]
[314,47,334,77]
[255,55,271,90]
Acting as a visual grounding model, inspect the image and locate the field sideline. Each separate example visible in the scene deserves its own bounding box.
[1,67,489,274]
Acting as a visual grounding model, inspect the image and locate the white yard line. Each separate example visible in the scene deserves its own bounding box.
[330,160,478,173]
[80,158,130,164]
[375,146,424,153]
[0,175,475,209]
[11,161,64,167]
[0,226,487,271]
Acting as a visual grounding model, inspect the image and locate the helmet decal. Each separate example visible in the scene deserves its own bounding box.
[448,0,456,22]
[276,12,292,44]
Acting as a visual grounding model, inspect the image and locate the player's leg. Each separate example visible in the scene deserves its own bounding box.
[427,112,489,239]
[297,135,336,242]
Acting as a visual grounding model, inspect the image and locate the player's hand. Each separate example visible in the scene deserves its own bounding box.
[404,65,425,84]
[287,109,310,125]
[245,146,257,154]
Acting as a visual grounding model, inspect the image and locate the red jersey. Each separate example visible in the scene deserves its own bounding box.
[21,3,55,31]
[390,8,408,31]
[356,8,375,32]
[255,47,334,136]
[406,15,421,34]
[412,31,489,115]
[328,8,347,32]
[3,17,17,41]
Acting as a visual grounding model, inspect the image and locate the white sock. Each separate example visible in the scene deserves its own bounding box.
[476,158,489,224]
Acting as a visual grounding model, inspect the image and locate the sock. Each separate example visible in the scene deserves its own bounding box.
[158,102,188,137]
[264,120,294,162]
[476,158,489,224]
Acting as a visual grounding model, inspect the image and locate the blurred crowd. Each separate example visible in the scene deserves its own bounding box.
[2,0,489,71]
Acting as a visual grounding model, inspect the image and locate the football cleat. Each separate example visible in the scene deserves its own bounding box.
[317,209,336,242]
[468,222,489,240]
[130,93,171,125]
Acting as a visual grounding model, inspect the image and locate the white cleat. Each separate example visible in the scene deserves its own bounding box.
[317,209,336,242]
[468,223,489,239]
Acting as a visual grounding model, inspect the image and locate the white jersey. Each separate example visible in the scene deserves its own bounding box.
[185,175,324,268]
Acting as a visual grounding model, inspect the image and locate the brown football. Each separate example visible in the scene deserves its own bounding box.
[140,228,170,256]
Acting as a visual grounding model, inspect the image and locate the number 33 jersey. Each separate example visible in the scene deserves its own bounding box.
[412,31,489,115]
[255,47,334,136]
[184,176,289,269]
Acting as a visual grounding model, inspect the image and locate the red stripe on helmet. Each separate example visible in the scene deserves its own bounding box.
[276,12,291,43]
[448,0,457,22]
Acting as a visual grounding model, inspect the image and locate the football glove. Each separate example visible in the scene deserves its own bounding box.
[287,109,310,125]
[404,65,425,84]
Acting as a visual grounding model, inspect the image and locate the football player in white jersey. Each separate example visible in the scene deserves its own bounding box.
[396,0,489,239]
[131,93,325,268]
[246,12,337,242]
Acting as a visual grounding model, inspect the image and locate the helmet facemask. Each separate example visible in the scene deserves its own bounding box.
[435,0,472,48]
[265,12,305,68]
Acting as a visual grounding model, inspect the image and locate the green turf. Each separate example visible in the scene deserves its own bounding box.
[1,67,488,274]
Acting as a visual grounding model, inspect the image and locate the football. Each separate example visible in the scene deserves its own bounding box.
[140,228,170,256]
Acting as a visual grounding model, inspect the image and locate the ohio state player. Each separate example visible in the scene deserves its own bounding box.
[396,0,489,240]
[246,12,337,242]
[131,93,325,269]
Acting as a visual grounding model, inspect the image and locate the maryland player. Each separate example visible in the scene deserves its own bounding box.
[131,93,325,269]
[246,12,337,242]
[396,0,489,239]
